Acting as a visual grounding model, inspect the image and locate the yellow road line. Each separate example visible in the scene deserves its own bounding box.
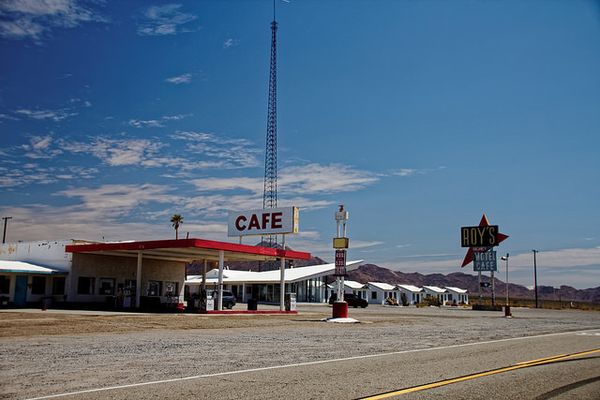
[516,354,567,365]
[360,348,600,400]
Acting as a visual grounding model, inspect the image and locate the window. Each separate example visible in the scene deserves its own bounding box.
[78,277,95,295]
[99,278,116,295]
[371,291,377,300]
[147,280,162,296]
[52,277,66,295]
[0,276,9,294]
[163,281,178,296]
[31,276,46,295]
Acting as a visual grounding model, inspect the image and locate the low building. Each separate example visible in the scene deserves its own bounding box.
[396,284,424,305]
[366,282,396,304]
[0,238,311,311]
[343,280,369,300]
[186,260,362,304]
[423,285,450,305]
[445,286,469,305]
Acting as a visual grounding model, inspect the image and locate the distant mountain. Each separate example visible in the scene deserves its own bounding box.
[347,264,600,303]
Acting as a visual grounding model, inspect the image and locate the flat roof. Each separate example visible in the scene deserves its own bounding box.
[65,238,311,263]
[0,260,67,275]
[186,260,363,285]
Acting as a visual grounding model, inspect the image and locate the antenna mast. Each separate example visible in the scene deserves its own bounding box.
[262,0,278,245]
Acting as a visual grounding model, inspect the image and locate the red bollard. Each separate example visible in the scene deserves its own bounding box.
[504,305,511,317]
[332,301,348,319]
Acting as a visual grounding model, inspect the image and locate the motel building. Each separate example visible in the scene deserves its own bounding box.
[445,286,470,305]
[0,238,323,311]
[396,284,424,305]
[185,260,362,305]
[423,285,451,305]
[366,282,397,304]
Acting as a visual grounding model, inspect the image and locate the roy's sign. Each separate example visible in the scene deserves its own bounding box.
[228,207,299,237]
[461,225,499,248]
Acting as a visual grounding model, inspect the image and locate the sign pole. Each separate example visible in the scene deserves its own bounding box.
[332,205,349,319]
[491,269,495,306]
[478,271,482,303]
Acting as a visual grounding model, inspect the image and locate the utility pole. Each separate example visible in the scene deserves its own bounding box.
[2,216,12,244]
[532,249,539,308]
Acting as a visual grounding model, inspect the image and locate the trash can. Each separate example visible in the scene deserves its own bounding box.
[284,293,296,311]
[247,298,258,311]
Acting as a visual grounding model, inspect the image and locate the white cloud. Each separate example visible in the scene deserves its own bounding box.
[57,184,181,217]
[137,4,197,36]
[279,163,378,194]
[128,119,164,128]
[21,135,63,159]
[0,0,106,41]
[390,166,446,177]
[129,114,190,128]
[0,163,97,188]
[165,73,192,84]
[62,137,168,167]
[14,108,78,121]
[190,163,377,196]
[223,38,238,49]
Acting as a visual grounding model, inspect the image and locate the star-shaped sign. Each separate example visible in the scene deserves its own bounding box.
[461,214,509,267]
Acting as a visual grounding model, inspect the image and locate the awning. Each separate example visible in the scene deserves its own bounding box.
[186,260,363,285]
[65,238,311,263]
[0,260,67,275]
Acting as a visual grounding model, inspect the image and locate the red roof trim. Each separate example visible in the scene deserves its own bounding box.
[65,238,311,260]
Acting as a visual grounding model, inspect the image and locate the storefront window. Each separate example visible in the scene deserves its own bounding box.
[77,277,95,295]
[0,276,9,294]
[52,277,66,295]
[99,278,116,295]
[164,282,178,297]
[147,280,161,296]
[31,276,46,295]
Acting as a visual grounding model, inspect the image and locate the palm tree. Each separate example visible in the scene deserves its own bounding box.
[170,214,183,240]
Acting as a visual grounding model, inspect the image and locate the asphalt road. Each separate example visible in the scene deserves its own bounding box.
[1,305,599,400]
[25,330,599,400]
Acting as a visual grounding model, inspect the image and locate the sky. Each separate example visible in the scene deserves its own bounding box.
[0,0,599,289]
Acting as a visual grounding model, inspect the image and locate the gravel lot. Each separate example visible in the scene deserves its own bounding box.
[1,305,599,399]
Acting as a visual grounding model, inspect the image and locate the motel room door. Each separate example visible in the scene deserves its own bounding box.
[14,275,28,306]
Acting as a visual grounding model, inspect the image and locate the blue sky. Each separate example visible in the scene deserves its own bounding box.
[1,0,599,289]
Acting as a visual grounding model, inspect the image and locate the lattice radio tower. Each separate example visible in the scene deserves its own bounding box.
[262,1,278,246]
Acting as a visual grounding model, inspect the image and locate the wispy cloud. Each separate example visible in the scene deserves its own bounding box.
[165,73,192,84]
[191,163,378,196]
[390,166,446,177]
[0,0,106,42]
[62,137,168,167]
[21,135,62,159]
[0,164,97,188]
[137,4,197,36]
[14,108,78,122]
[223,38,238,49]
[128,119,164,128]
[128,114,190,128]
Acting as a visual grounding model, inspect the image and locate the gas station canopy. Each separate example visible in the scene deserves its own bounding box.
[65,238,311,263]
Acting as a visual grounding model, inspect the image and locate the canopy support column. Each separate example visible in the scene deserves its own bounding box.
[136,251,142,309]
[217,250,224,311]
[280,257,286,311]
